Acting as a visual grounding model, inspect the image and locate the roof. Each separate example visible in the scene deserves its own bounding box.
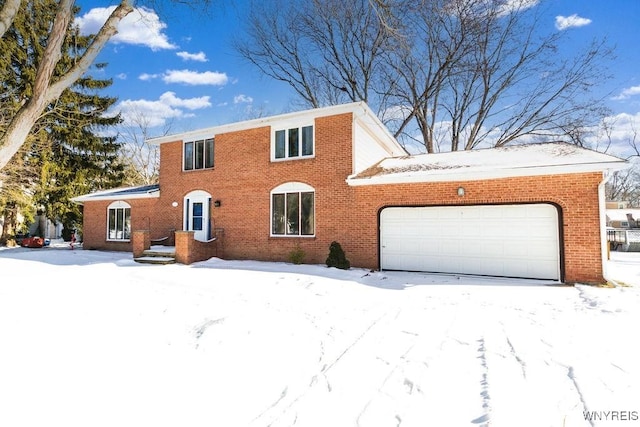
[606,209,640,222]
[146,101,404,155]
[347,142,628,185]
[72,184,160,204]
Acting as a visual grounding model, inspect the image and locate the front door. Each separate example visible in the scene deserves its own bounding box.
[184,191,211,242]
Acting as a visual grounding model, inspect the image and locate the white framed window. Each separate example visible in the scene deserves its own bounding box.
[272,125,314,160]
[271,182,315,236]
[184,138,214,171]
[621,221,629,228]
[107,201,131,241]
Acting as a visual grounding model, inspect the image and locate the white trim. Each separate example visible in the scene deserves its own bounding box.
[146,102,403,153]
[271,124,315,162]
[107,200,131,209]
[599,175,610,283]
[106,201,132,242]
[182,138,215,172]
[184,190,212,242]
[72,186,159,203]
[347,162,628,186]
[272,182,314,193]
[270,183,315,237]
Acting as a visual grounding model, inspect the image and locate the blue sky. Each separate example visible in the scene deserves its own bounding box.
[74,0,640,157]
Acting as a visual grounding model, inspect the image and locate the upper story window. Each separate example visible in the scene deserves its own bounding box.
[107,201,131,241]
[184,138,214,171]
[273,125,314,160]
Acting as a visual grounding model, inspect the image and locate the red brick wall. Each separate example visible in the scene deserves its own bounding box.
[348,173,604,284]
[81,110,605,283]
[81,198,159,252]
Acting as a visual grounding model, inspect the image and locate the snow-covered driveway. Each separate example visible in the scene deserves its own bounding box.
[1,247,638,427]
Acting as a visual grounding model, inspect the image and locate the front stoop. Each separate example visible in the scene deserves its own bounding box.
[134,246,176,265]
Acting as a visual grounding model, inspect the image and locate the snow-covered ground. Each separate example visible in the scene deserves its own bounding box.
[1,243,638,427]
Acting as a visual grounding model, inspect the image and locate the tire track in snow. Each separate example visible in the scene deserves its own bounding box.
[505,336,527,379]
[472,337,491,426]
[566,366,595,427]
[252,311,391,427]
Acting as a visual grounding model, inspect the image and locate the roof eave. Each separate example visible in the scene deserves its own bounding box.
[72,189,160,204]
[346,161,628,186]
[146,101,378,145]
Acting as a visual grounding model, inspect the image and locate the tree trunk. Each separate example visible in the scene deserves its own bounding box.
[0,0,20,39]
[0,0,134,171]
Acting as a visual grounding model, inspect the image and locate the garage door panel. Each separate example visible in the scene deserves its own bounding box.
[381,204,560,280]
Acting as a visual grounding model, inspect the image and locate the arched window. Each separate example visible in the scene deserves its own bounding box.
[270,182,315,236]
[107,201,131,241]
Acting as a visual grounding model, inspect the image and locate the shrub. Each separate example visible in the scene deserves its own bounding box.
[289,245,306,265]
[326,241,350,270]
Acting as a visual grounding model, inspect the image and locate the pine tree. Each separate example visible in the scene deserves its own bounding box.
[1,1,124,239]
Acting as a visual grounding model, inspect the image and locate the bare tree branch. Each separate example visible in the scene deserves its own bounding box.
[0,0,134,171]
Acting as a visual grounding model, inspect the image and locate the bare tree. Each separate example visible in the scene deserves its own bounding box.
[118,110,171,185]
[236,0,614,154]
[235,0,393,109]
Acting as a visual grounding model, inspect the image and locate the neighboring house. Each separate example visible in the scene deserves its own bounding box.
[606,209,640,229]
[28,214,63,239]
[73,102,627,284]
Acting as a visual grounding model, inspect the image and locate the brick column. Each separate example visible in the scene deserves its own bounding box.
[132,230,150,258]
[175,230,195,264]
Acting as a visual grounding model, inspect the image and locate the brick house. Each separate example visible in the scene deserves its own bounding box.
[74,102,627,284]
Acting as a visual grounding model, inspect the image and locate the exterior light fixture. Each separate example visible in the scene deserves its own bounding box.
[214,200,221,207]
[457,187,465,197]
[171,201,178,207]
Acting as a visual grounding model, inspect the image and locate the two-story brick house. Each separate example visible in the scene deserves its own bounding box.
[74,102,627,284]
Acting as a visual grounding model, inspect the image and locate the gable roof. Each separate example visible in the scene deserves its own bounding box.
[145,101,405,154]
[347,142,628,185]
[72,184,160,204]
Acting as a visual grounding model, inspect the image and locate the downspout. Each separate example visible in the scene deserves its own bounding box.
[599,171,613,284]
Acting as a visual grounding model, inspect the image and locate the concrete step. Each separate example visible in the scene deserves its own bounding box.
[134,256,176,265]
[141,249,176,257]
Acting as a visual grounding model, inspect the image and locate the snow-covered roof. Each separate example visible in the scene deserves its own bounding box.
[606,209,640,222]
[72,184,160,204]
[347,142,627,185]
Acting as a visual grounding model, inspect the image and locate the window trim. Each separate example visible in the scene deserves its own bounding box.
[271,124,314,161]
[183,138,214,171]
[270,182,315,237]
[106,200,131,242]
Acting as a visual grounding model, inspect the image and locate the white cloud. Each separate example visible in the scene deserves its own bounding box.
[612,85,640,101]
[115,91,212,127]
[75,6,176,51]
[139,73,160,81]
[584,112,640,158]
[555,14,592,31]
[496,0,539,16]
[162,69,228,86]
[177,51,208,62]
[234,94,254,104]
[115,73,127,80]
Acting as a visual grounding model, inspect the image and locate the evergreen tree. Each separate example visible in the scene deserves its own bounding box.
[1,1,124,239]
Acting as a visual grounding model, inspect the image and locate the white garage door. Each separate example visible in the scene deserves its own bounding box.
[380,204,560,280]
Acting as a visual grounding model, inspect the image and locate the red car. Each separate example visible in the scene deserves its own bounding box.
[20,236,45,248]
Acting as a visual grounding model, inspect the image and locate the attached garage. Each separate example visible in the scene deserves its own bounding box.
[380,204,561,280]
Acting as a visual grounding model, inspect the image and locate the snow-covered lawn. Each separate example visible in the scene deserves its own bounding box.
[1,245,638,427]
